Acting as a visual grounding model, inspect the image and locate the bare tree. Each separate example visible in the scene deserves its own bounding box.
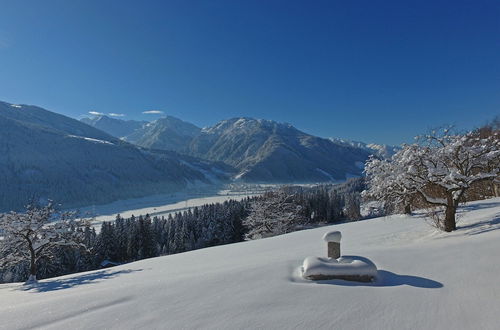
[0,202,88,283]
[244,190,308,239]
[473,117,500,197]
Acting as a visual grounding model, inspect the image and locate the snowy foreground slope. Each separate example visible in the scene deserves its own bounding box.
[1,199,500,330]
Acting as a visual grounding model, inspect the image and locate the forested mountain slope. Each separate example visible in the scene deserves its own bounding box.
[188,118,371,182]
[0,101,231,211]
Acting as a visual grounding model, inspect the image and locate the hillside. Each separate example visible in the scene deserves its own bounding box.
[0,101,231,211]
[126,116,201,153]
[189,118,371,182]
[1,198,499,329]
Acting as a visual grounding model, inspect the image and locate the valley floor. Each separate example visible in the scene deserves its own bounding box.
[1,198,499,330]
[75,185,264,227]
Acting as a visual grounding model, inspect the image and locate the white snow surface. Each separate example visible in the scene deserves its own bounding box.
[67,135,114,145]
[2,198,500,330]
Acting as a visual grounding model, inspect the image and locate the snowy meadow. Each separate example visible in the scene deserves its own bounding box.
[1,198,499,329]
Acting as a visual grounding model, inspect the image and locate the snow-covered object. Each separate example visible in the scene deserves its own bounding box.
[323,230,342,242]
[302,256,378,281]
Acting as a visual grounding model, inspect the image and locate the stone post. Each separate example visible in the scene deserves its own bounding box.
[327,241,340,259]
[322,231,341,259]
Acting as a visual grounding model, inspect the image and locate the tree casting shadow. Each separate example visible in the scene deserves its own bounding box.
[457,215,500,236]
[458,201,500,212]
[18,269,142,293]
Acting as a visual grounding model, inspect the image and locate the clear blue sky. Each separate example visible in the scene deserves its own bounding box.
[0,0,498,145]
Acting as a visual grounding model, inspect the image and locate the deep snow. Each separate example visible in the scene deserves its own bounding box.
[1,198,499,330]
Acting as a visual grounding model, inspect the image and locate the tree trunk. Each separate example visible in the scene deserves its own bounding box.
[404,203,411,215]
[28,246,37,283]
[30,257,37,277]
[444,204,457,232]
[493,182,500,197]
[442,192,457,232]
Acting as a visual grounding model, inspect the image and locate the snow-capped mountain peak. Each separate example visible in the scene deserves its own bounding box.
[329,137,400,159]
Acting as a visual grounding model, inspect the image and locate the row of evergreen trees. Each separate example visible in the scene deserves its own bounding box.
[94,199,247,263]
[244,179,365,239]
[291,178,364,223]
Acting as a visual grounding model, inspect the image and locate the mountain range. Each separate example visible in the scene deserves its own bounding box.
[0,99,391,211]
[82,115,374,182]
[80,115,146,138]
[328,137,400,159]
[0,101,231,211]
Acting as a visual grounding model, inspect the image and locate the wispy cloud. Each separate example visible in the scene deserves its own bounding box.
[89,111,105,116]
[143,110,164,115]
[109,113,125,117]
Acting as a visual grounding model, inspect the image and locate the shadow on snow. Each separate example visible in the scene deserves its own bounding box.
[312,270,442,288]
[292,267,443,289]
[457,215,500,236]
[17,269,142,293]
[457,201,500,212]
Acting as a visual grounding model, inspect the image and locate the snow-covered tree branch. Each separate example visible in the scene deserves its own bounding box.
[244,190,308,239]
[0,202,89,283]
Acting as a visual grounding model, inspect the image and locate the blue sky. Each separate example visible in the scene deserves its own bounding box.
[0,0,498,145]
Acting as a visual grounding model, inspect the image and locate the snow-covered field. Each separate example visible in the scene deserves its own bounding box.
[2,198,499,330]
